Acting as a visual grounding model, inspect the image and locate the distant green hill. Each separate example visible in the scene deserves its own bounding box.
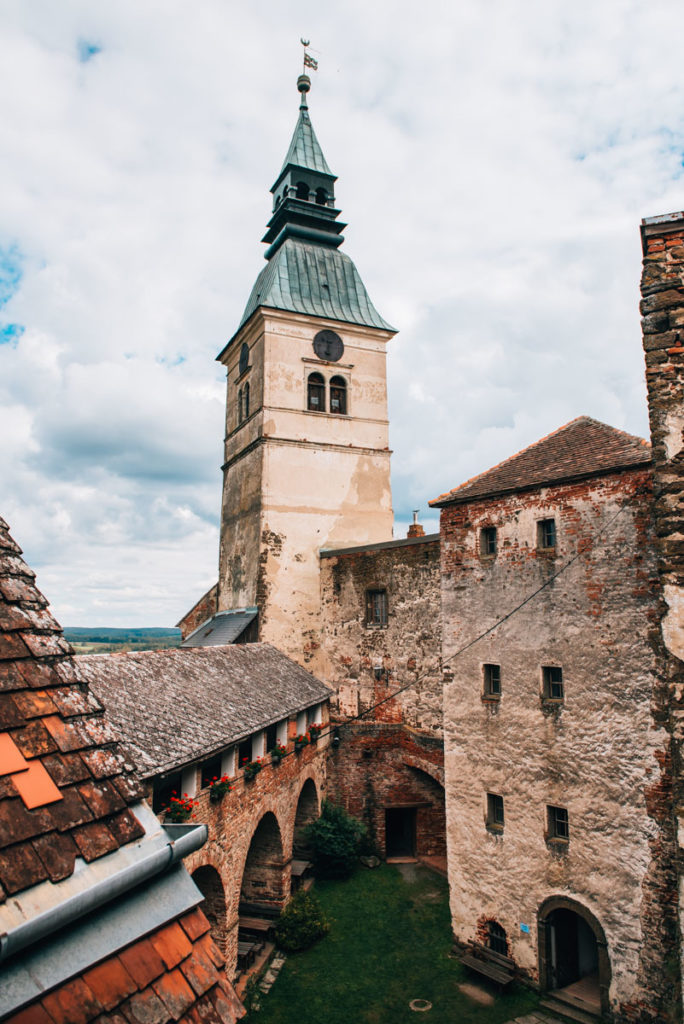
[64,627,182,654]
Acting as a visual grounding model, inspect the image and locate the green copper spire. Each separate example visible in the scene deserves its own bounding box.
[223,72,396,344]
[261,75,345,258]
[278,76,332,177]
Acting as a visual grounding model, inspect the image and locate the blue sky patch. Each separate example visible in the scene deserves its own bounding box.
[0,323,25,346]
[0,245,23,309]
[77,40,102,63]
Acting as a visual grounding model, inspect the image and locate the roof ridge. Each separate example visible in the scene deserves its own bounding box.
[430,416,651,506]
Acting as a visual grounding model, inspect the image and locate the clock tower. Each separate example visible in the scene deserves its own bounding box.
[215,73,395,663]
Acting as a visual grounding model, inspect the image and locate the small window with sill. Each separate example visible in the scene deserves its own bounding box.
[537,518,556,550]
[547,804,569,841]
[365,589,388,628]
[483,663,501,700]
[480,526,497,558]
[486,793,505,831]
[307,372,326,412]
[542,665,564,702]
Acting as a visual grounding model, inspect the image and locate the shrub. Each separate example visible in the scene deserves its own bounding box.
[304,800,366,879]
[274,890,329,952]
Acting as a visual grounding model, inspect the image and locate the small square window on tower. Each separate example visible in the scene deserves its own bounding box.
[365,589,388,628]
[537,518,557,550]
[480,526,497,558]
[547,804,569,841]
[486,793,505,831]
[542,666,564,702]
[483,663,501,699]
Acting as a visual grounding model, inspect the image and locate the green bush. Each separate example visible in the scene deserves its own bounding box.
[274,890,330,952]
[304,800,366,879]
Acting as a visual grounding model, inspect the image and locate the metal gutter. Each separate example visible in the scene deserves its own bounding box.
[0,823,207,964]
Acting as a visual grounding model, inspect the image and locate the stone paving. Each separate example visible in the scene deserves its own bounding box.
[504,1014,565,1024]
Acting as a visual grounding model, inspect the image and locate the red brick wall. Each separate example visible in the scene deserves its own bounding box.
[178,584,219,640]
[327,723,445,858]
[184,741,328,977]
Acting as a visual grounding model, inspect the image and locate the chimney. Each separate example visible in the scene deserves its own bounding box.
[407,510,425,538]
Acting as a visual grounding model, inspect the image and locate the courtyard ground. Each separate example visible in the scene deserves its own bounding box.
[245,862,542,1024]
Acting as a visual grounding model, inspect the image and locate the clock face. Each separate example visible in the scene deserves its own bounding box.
[313,329,344,362]
[239,342,249,376]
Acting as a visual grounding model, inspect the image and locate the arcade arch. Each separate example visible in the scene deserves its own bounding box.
[538,895,610,1016]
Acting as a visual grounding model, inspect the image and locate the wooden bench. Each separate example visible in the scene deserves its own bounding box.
[237,940,258,971]
[239,915,275,939]
[239,901,281,920]
[460,942,515,988]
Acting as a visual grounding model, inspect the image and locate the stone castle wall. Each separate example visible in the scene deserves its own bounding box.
[635,213,684,1023]
[319,535,442,733]
[440,466,664,1016]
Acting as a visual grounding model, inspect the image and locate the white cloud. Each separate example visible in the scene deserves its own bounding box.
[1,0,683,624]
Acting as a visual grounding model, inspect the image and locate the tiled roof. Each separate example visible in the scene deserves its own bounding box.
[79,644,332,777]
[236,237,396,334]
[430,417,652,507]
[0,517,146,899]
[182,609,257,647]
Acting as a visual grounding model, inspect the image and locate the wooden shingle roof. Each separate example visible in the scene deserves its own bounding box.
[430,417,651,508]
[0,517,145,898]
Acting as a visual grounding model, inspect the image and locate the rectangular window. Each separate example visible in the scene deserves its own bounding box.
[538,518,556,549]
[480,526,497,557]
[201,755,222,789]
[152,771,182,813]
[365,589,388,627]
[483,664,501,699]
[238,737,252,769]
[547,804,569,841]
[542,666,564,701]
[487,793,505,830]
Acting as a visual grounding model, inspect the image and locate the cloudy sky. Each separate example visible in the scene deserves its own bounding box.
[2,0,683,626]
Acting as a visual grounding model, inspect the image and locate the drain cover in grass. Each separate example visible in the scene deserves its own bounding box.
[409,999,432,1012]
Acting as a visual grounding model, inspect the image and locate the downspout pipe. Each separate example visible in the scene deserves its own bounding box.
[0,823,207,964]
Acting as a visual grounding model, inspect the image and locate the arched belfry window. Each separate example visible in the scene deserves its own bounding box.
[315,187,328,206]
[330,376,347,415]
[244,381,250,419]
[238,388,243,424]
[295,181,309,201]
[307,372,325,412]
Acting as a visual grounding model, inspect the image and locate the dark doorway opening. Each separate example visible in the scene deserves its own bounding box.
[385,807,416,858]
[547,907,600,1009]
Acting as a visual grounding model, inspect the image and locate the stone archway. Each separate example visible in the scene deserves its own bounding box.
[293,778,319,856]
[240,811,287,911]
[538,895,611,1016]
[191,864,228,955]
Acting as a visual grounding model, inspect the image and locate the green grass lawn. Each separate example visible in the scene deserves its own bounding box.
[247,863,540,1024]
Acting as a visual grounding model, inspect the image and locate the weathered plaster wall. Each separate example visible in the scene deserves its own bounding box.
[319,536,442,734]
[638,214,684,1022]
[217,308,394,662]
[440,468,666,1016]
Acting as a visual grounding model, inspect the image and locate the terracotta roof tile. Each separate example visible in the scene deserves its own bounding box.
[0,840,49,893]
[41,976,103,1024]
[430,416,652,507]
[118,937,167,990]
[152,966,197,1019]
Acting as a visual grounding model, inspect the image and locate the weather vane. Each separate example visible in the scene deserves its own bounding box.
[300,37,318,72]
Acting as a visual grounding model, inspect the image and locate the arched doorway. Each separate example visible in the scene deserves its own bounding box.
[191,865,228,954]
[241,812,286,910]
[293,778,319,856]
[538,896,610,1016]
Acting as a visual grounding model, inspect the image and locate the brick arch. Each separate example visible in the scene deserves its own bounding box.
[191,864,228,955]
[401,754,444,787]
[537,894,611,1015]
[293,776,319,855]
[239,810,287,910]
